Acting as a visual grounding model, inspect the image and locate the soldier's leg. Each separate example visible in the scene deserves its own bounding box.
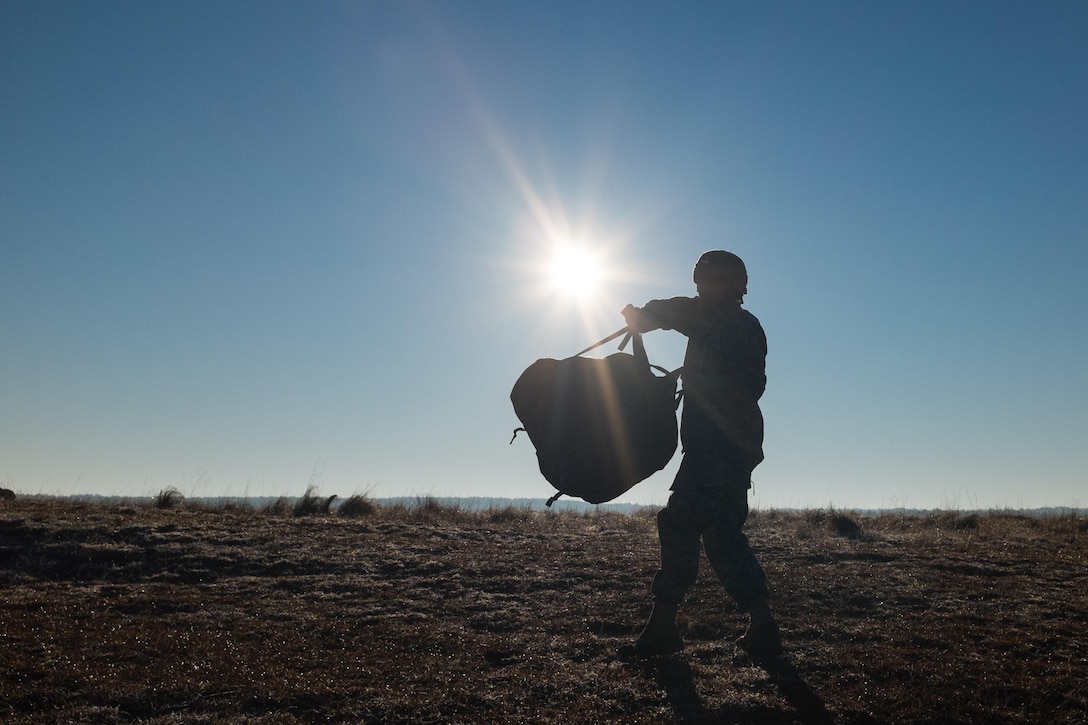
[701,470,781,656]
[701,485,770,609]
[632,457,722,655]
[650,458,724,604]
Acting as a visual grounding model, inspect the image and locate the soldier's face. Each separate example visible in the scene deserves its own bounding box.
[696,278,738,304]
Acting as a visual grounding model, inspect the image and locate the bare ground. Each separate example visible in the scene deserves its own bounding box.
[1,498,1086,723]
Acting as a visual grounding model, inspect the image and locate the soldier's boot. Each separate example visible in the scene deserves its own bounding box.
[633,600,684,655]
[735,597,782,657]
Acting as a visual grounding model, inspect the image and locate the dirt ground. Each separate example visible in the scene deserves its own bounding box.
[1,497,1086,723]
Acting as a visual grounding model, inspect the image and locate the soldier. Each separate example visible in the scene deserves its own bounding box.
[621,250,782,658]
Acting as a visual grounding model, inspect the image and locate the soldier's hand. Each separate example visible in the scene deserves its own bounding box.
[622,304,643,333]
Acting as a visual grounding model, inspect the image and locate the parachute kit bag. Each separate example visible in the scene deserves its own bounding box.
[510,329,681,505]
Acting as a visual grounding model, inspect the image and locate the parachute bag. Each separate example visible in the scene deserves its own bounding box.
[510,330,681,505]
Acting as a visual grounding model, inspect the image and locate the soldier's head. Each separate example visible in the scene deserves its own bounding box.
[693,250,747,302]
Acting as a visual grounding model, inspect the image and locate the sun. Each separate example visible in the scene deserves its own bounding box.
[549,245,602,299]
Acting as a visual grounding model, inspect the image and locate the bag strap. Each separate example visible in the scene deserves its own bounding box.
[573,326,683,382]
[572,326,632,357]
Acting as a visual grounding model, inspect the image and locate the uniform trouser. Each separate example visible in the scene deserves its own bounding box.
[650,453,770,611]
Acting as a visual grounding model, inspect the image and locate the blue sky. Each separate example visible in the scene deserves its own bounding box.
[2,1,1085,509]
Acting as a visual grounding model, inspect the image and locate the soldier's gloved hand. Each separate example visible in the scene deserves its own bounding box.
[622,304,645,333]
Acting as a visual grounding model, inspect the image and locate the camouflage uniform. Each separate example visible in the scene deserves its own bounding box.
[637,295,770,610]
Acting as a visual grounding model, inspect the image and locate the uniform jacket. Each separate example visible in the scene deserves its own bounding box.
[639,296,766,466]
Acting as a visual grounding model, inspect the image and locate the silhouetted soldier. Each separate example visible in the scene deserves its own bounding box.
[621,250,781,657]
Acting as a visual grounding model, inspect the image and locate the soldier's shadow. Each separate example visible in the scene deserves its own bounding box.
[650,657,706,722]
[750,654,836,723]
[648,653,835,723]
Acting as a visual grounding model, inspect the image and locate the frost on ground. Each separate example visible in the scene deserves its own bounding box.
[0,498,1085,723]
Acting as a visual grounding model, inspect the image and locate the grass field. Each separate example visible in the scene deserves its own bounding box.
[1,495,1086,723]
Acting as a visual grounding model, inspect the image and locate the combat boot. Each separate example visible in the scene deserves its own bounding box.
[633,600,684,655]
[735,597,782,657]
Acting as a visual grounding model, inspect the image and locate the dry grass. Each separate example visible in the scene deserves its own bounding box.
[337,494,377,519]
[291,486,337,517]
[0,497,1085,723]
[153,487,185,510]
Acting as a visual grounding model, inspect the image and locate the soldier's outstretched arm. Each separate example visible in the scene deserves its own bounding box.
[622,297,697,336]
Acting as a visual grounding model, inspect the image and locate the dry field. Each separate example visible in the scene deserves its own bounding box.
[1,495,1086,724]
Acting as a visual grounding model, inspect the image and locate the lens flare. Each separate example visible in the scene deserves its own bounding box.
[549,245,601,299]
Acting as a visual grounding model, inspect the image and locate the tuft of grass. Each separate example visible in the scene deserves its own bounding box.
[154,487,185,509]
[588,509,656,535]
[409,496,461,522]
[217,500,255,515]
[949,512,980,531]
[829,510,863,539]
[338,494,376,518]
[795,507,864,539]
[262,497,291,516]
[293,486,337,517]
[485,504,535,524]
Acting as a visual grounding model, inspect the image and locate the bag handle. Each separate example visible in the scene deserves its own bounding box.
[572,326,633,357]
[573,326,682,382]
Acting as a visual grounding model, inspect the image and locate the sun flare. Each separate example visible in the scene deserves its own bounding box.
[549,245,602,299]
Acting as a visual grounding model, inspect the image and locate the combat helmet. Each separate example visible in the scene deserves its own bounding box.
[693,250,747,296]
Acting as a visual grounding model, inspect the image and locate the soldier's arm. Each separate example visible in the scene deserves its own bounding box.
[622,297,698,336]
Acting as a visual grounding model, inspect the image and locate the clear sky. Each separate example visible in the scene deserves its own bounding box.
[3,1,1086,510]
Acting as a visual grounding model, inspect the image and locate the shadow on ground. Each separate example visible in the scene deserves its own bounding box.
[624,650,849,724]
